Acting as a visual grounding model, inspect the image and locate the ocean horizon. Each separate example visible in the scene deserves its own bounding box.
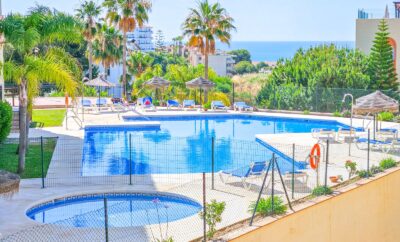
[216,41,355,62]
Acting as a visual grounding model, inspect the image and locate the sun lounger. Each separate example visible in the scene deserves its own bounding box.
[219,161,267,190]
[311,128,336,141]
[284,171,309,187]
[355,137,392,153]
[167,100,181,109]
[139,96,155,111]
[211,101,228,111]
[183,100,196,110]
[234,102,253,112]
[80,99,95,113]
[377,128,398,140]
[337,127,358,143]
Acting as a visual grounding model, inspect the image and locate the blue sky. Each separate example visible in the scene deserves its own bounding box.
[3,0,394,41]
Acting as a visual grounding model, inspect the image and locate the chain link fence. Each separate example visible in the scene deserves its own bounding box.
[2,130,399,241]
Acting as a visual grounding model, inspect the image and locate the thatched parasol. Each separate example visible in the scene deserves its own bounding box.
[84,74,115,111]
[353,91,399,115]
[0,170,20,197]
[186,77,215,104]
[145,76,171,88]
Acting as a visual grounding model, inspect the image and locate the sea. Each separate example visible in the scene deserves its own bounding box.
[216,41,355,62]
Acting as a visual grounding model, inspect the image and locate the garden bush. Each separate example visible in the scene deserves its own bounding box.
[379,158,397,170]
[0,101,12,142]
[248,196,287,216]
[370,165,384,174]
[311,186,333,196]
[357,170,373,178]
[378,112,394,122]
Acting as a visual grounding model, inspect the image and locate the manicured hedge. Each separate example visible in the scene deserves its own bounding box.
[0,101,12,142]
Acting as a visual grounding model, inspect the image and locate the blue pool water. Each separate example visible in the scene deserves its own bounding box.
[82,115,348,176]
[27,193,201,228]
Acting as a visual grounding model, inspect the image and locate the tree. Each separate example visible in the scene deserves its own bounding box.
[172,35,183,56]
[75,0,102,80]
[228,49,251,63]
[256,62,268,71]
[127,51,154,77]
[103,0,152,99]
[234,61,257,74]
[0,11,81,173]
[154,30,165,52]
[92,24,123,78]
[369,19,398,90]
[182,0,236,81]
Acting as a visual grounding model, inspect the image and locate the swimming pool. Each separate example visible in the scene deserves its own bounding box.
[82,114,348,176]
[27,192,201,228]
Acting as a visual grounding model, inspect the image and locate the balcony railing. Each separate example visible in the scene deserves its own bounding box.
[358,8,397,19]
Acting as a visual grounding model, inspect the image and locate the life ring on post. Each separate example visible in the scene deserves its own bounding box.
[309,144,321,170]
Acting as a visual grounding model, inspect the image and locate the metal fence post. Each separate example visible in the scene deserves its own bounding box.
[41,136,45,189]
[324,139,329,187]
[367,129,370,178]
[271,153,275,214]
[129,134,132,185]
[211,137,215,190]
[104,198,109,242]
[202,172,207,241]
[291,144,295,199]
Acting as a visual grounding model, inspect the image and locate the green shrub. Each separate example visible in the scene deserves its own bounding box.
[203,102,211,109]
[345,160,357,179]
[312,186,333,196]
[199,199,226,239]
[0,101,12,142]
[333,111,342,117]
[370,165,384,174]
[303,110,310,115]
[342,110,351,118]
[357,170,373,178]
[378,112,394,121]
[248,196,287,216]
[379,158,397,170]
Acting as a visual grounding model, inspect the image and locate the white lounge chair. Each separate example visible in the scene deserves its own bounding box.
[211,101,228,111]
[219,161,267,190]
[311,128,336,141]
[234,102,253,112]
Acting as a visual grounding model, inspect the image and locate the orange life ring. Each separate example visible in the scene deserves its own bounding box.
[309,144,321,170]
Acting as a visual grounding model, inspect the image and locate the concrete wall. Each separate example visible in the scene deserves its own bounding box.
[356,18,400,78]
[229,168,400,242]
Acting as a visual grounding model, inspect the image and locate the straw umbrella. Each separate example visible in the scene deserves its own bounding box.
[353,91,399,138]
[84,74,115,111]
[145,76,170,106]
[186,77,215,105]
[0,170,20,197]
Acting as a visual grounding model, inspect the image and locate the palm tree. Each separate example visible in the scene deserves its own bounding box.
[182,0,235,80]
[92,24,123,77]
[75,0,102,80]
[127,51,154,78]
[0,11,81,173]
[103,0,151,99]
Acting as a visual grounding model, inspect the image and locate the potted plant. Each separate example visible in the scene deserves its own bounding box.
[345,160,357,179]
[203,102,211,112]
[329,175,343,183]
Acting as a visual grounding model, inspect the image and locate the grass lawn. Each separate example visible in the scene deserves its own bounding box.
[0,138,57,178]
[32,109,66,127]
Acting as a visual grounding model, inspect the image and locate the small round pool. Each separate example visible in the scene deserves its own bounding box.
[26,192,202,228]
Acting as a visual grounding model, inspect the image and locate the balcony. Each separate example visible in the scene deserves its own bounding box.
[358,8,397,19]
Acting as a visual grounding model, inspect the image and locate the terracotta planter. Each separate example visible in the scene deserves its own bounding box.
[203,108,208,112]
[329,176,339,183]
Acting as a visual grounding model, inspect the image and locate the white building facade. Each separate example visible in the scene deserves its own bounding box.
[188,49,235,77]
[356,4,400,79]
[126,26,154,52]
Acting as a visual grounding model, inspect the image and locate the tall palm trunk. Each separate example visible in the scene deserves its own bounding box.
[18,80,28,174]
[204,41,209,104]
[122,31,127,100]
[88,40,93,80]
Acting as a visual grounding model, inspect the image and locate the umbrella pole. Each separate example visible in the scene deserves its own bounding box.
[98,87,101,112]
[373,114,376,140]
